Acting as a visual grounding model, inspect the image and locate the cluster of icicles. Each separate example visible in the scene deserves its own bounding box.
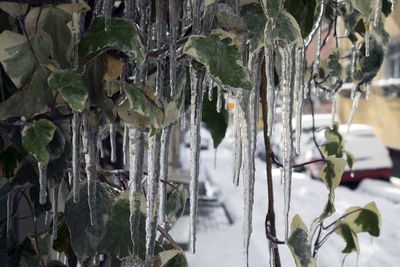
[5,0,396,267]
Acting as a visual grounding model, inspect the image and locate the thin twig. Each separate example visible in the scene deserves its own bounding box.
[269,152,325,168]
[314,223,344,251]
[160,179,178,189]
[19,15,41,65]
[157,225,183,251]
[322,207,362,230]
[35,6,42,34]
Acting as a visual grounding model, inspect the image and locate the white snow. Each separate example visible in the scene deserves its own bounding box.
[181,139,400,267]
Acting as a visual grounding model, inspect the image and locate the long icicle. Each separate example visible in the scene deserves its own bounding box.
[158,125,172,229]
[71,0,80,70]
[192,0,202,34]
[155,0,166,102]
[278,44,295,241]
[125,0,136,20]
[169,0,180,97]
[313,26,322,77]
[189,65,205,253]
[123,122,129,165]
[52,186,59,240]
[145,132,162,266]
[264,45,275,136]
[232,97,242,186]
[216,86,223,113]
[331,92,338,129]
[374,0,382,27]
[38,162,47,205]
[129,126,145,258]
[295,47,305,154]
[72,111,81,203]
[110,123,116,163]
[365,24,370,57]
[103,0,113,31]
[6,191,13,247]
[348,91,361,131]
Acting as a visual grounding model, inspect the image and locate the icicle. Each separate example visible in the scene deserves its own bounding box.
[313,26,322,76]
[365,26,370,57]
[180,111,187,131]
[347,91,361,131]
[214,148,217,169]
[99,254,104,262]
[232,98,242,187]
[129,126,145,257]
[264,45,275,136]
[365,83,371,100]
[158,126,172,228]
[350,44,356,77]
[123,123,129,165]
[125,0,136,20]
[84,119,98,227]
[216,86,223,113]
[278,44,295,241]
[145,132,162,266]
[192,0,202,34]
[68,171,72,185]
[72,111,81,203]
[38,162,47,205]
[110,123,116,163]
[331,93,338,129]
[82,111,88,154]
[392,0,397,11]
[103,0,113,31]
[155,0,166,102]
[169,0,180,97]
[351,83,357,100]
[71,0,80,70]
[224,94,229,110]
[183,0,193,33]
[189,66,205,253]
[52,187,58,240]
[6,191,13,247]
[294,48,305,154]
[64,256,67,265]
[208,82,214,101]
[97,136,104,159]
[374,0,382,27]
[45,211,50,226]
[56,252,60,260]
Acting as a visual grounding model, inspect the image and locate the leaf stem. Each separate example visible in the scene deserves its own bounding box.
[322,207,362,230]
[157,225,183,251]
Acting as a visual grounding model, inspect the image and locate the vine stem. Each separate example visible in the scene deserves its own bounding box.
[157,225,182,251]
[269,152,325,168]
[261,57,282,266]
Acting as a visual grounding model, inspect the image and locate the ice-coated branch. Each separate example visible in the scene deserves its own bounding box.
[304,0,326,49]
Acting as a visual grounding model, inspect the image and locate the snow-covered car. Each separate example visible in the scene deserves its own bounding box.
[304,124,393,183]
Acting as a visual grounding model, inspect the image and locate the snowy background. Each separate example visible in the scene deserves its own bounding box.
[177,138,400,267]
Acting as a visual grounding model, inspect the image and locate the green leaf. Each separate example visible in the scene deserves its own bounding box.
[342,202,381,237]
[287,215,316,267]
[264,11,303,46]
[0,66,53,121]
[166,185,188,228]
[52,222,69,253]
[320,156,346,192]
[262,0,283,20]
[285,0,316,38]
[202,86,228,148]
[0,146,19,178]
[240,2,266,52]
[335,223,360,253]
[48,70,88,112]
[183,30,253,91]
[79,17,145,64]
[22,119,56,163]
[64,181,113,261]
[327,48,343,78]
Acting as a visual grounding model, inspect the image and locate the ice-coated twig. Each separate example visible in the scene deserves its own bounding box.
[52,187,58,240]
[110,123,116,163]
[216,86,223,113]
[72,111,81,203]
[365,26,370,57]
[304,0,326,49]
[278,44,295,241]
[392,0,397,11]
[350,44,356,77]
[348,91,361,131]
[123,122,129,165]
[38,162,47,205]
[182,0,193,33]
[98,136,104,159]
[145,132,162,266]
[313,26,322,76]
[264,45,275,136]
[45,211,50,226]
[365,83,371,100]
[189,66,205,253]
[158,125,172,227]
[169,0,180,97]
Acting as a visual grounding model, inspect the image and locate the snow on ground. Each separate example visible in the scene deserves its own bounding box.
[179,140,400,267]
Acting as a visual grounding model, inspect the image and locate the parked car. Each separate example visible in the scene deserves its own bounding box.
[304,124,393,183]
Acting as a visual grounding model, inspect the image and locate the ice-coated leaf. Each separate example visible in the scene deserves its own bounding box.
[156,249,188,267]
[183,30,253,91]
[285,0,316,38]
[240,2,266,52]
[64,181,113,261]
[0,3,28,17]
[202,86,228,148]
[0,65,53,121]
[79,17,145,64]
[264,11,303,46]
[0,31,49,89]
[261,0,283,20]
[335,223,360,253]
[320,156,346,193]
[121,84,164,129]
[22,119,56,163]
[97,192,146,260]
[287,215,316,267]
[48,70,88,112]
[166,185,188,228]
[341,202,381,237]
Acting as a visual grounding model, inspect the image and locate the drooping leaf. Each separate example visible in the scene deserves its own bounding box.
[287,215,316,267]
[335,223,360,253]
[320,156,346,192]
[79,17,145,64]
[22,119,56,163]
[166,185,188,228]
[64,181,113,261]
[183,30,253,91]
[156,249,188,267]
[12,236,41,266]
[202,86,228,148]
[240,2,266,52]
[264,11,303,46]
[342,202,381,237]
[48,70,88,112]
[285,0,316,38]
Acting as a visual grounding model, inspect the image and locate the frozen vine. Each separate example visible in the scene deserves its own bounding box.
[158,125,172,228]
[38,162,47,205]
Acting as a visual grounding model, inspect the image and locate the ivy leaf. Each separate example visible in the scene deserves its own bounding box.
[183,30,253,91]
[240,2,266,52]
[166,185,188,228]
[202,86,228,148]
[342,202,381,237]
[287,215,316,267]
[320,156,346,192]
[285,0,316,38]
[79,17,145,64]
[335,223,360,253]
[264,11,303,46]
[48,70,88,112]
[262,0,283,21]
[64,181,113,261]
[0,146,19,178]
[22,119,56,163]
[156,249,188,267]
[52,222,69,253]
[327,48,343,78]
